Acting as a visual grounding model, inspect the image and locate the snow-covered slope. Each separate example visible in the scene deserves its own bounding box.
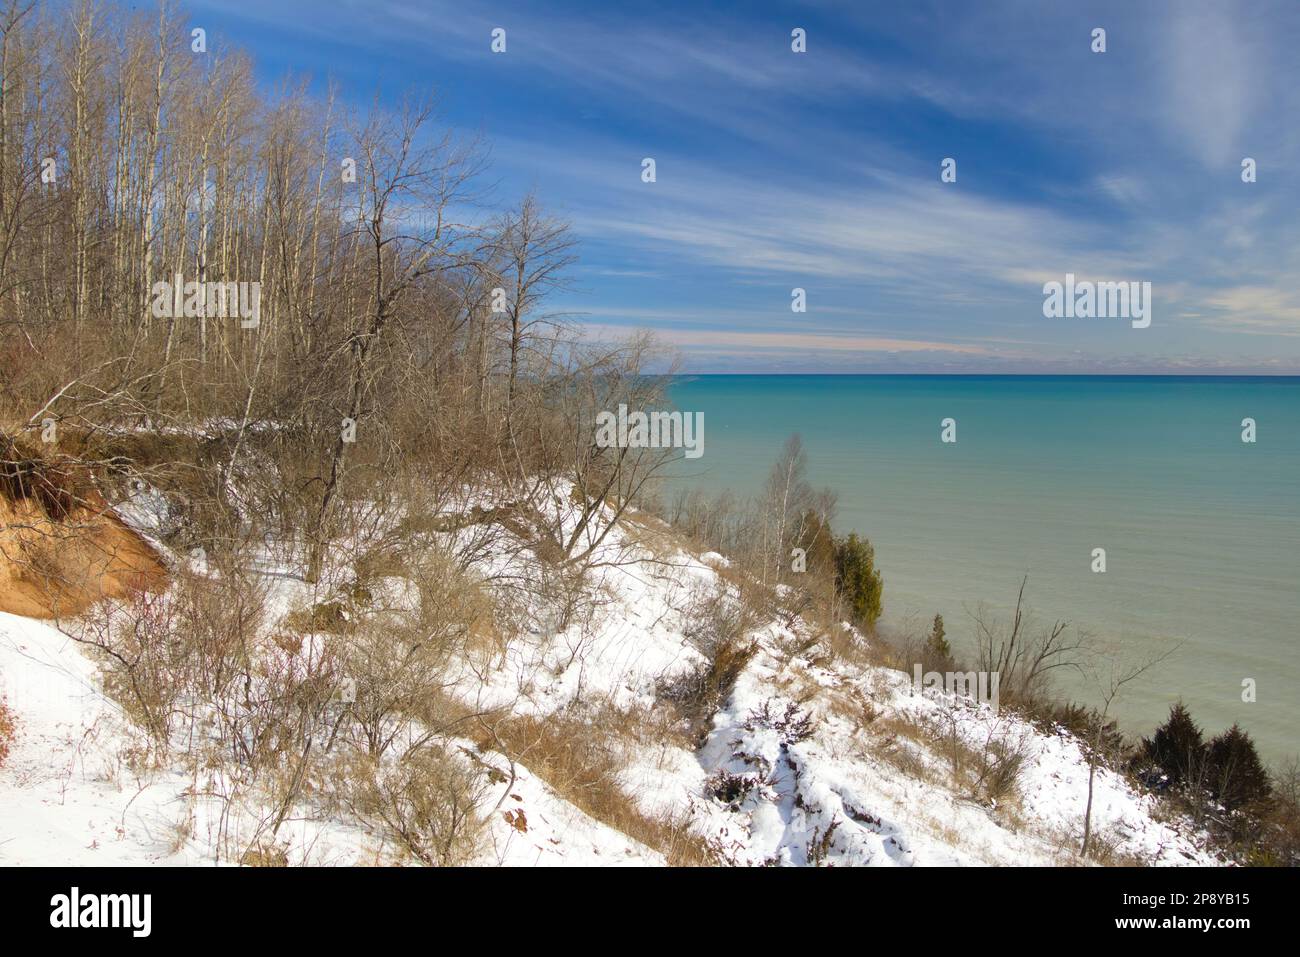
[0,608,661,866]
[0,486,1217,866]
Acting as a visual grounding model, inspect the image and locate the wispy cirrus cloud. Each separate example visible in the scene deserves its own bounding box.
[189,0,1300,371]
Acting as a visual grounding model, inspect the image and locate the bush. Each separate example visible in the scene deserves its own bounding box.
[1135,703,1283,860]
[335,547,495,758]
[744,699,814,746]
[344,745,486,866]
[706,769,760,809]
[929,708,1032,807]
[1034,701,1125,756]
[834,533,883,628]
[1205,724,1271,813]
[1258,760,1300,866]
[80,567,271,751]
[658,583,760,744]
[658,639,757,747]
[1137,702,1205,791]
[82,589,189,744]
[679,580,758,659]
[977,737,1030,806]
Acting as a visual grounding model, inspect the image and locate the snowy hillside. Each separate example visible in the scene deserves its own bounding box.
[0,486,1217,867]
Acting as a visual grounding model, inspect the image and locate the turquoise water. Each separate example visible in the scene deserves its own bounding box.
[665,375,1299,765]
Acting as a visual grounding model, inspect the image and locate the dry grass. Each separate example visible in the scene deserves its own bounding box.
[657,639,757,747]
[239,842,291,867]
[771,630,822,668]
[339,745,487,866]
[484,708,718,866]
[1049,822,1147,867]
[0,693,16,769]
[813,628,855,669]
[656,580,764,745]
[871,713,946,787]
[917,706,1032,810]
[815,682,880,735]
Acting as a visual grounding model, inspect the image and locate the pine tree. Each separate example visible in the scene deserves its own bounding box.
[924,613,950,659]
[1205,724,1271,812]
[833,533,883,628]
[1141,702,1205,789]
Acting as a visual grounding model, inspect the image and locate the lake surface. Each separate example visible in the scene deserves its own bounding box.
[665,375,1299,765]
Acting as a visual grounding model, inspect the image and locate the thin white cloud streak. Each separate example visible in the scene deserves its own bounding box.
[580,323,993,355]
[506,136,1147,287]
[507,134,1300,349]
[192,0,1300,367]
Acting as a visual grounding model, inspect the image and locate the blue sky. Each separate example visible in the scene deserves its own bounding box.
[188,0,1300,373]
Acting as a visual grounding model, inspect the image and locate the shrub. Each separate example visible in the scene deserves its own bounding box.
[1135,703,1282,860]
[79,567,270,750]
[1034,701,1125,757]
[679,580,757,659]
[335,548,495,758]
[344,745,486,866]
[805,818,842,866]
[834,533,883,628]
[706,769,760,809]
[1205,724,1271,813]
[1138,702,1205,790]
[656,582,761,743]
[927,709,1031,808]
[657,639,757,746]
[976,737,1030,806]
[744,699,814,746]
[1258,760,1300,866]
[81,589,188,744]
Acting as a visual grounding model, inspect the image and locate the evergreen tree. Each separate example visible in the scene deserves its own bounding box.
[794,508,836,576]
[924,613,950,659]
[1140,702,1205,789]
[1205,724,1271,812]
[833,533,883,628]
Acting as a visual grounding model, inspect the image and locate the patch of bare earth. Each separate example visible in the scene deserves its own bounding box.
[0,451,165,618]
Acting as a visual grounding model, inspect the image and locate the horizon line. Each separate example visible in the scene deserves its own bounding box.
[659,371,1300,378]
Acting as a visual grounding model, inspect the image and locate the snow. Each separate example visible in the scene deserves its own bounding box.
[0,482,1219,866]
[0,609,659,866]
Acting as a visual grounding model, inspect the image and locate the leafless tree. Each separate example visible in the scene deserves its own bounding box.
[1079,642,1179,859]
[969,576,1088,704]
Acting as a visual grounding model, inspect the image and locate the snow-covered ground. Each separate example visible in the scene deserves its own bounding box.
[0,484,1218,866]
[0,607,661,866]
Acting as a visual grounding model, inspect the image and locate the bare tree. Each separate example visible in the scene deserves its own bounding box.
[303,98,481,581]
[1079,642,1179,859]
[488,192,576,431]
[970,576,1088,704]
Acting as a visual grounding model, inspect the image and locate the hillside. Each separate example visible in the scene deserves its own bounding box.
[0,481,1217,867]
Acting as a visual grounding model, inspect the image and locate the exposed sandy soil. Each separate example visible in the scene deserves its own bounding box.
[0,460,166,619]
